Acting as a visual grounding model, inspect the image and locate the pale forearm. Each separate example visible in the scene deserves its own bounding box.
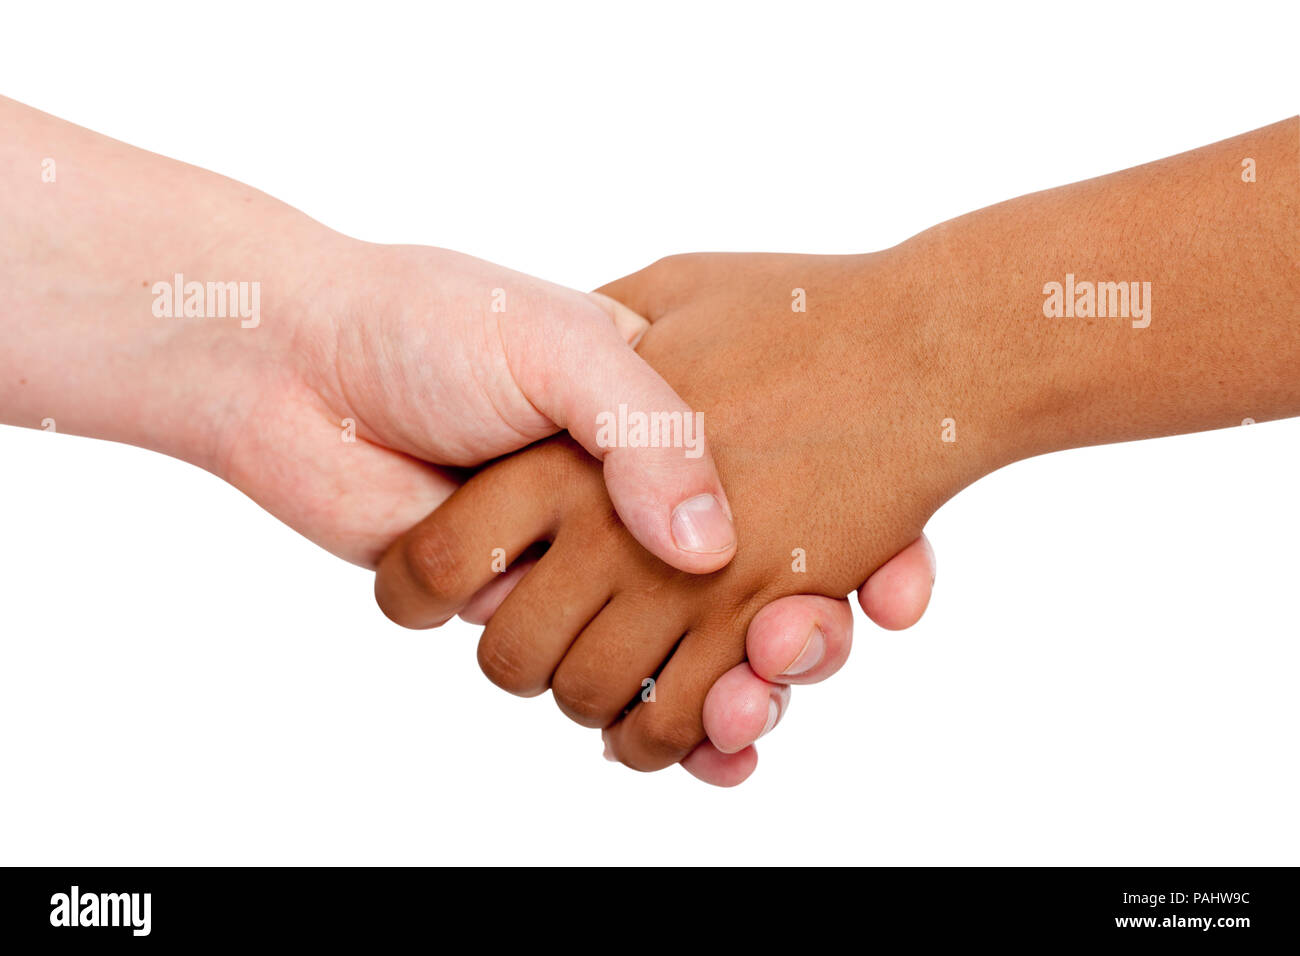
[0,96,336,469]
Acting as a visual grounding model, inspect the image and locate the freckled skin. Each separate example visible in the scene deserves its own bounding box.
[380,117,1300,772]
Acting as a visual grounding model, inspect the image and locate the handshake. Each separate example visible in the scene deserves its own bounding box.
[5,96,1297,786]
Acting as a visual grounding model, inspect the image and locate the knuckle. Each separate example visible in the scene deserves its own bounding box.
[402,527,470,602]
[551,665,617,728]
[477,621,543,697]
[630,710,702,769]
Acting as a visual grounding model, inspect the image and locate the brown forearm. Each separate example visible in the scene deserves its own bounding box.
[903,116,1299,472]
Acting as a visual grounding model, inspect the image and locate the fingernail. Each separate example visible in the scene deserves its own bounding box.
[670,494,735,554]
[779,625,825,678]
[623,320,649,348]
[592,292,651,348]
[603,738,617,762]
[759,697,780,739]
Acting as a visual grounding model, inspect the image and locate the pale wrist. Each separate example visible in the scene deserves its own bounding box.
[130,209,348,476]
[0,133,344,476]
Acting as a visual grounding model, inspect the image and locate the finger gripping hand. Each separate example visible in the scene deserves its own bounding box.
[376,252,980,771]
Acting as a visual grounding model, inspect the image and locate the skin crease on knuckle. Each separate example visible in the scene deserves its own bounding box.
[549,662,615,728]
[476,621,545,697]
[622,703,706,772]
[401,523,472,610]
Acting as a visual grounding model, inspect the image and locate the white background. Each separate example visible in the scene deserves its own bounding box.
[1,1,1297,865]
